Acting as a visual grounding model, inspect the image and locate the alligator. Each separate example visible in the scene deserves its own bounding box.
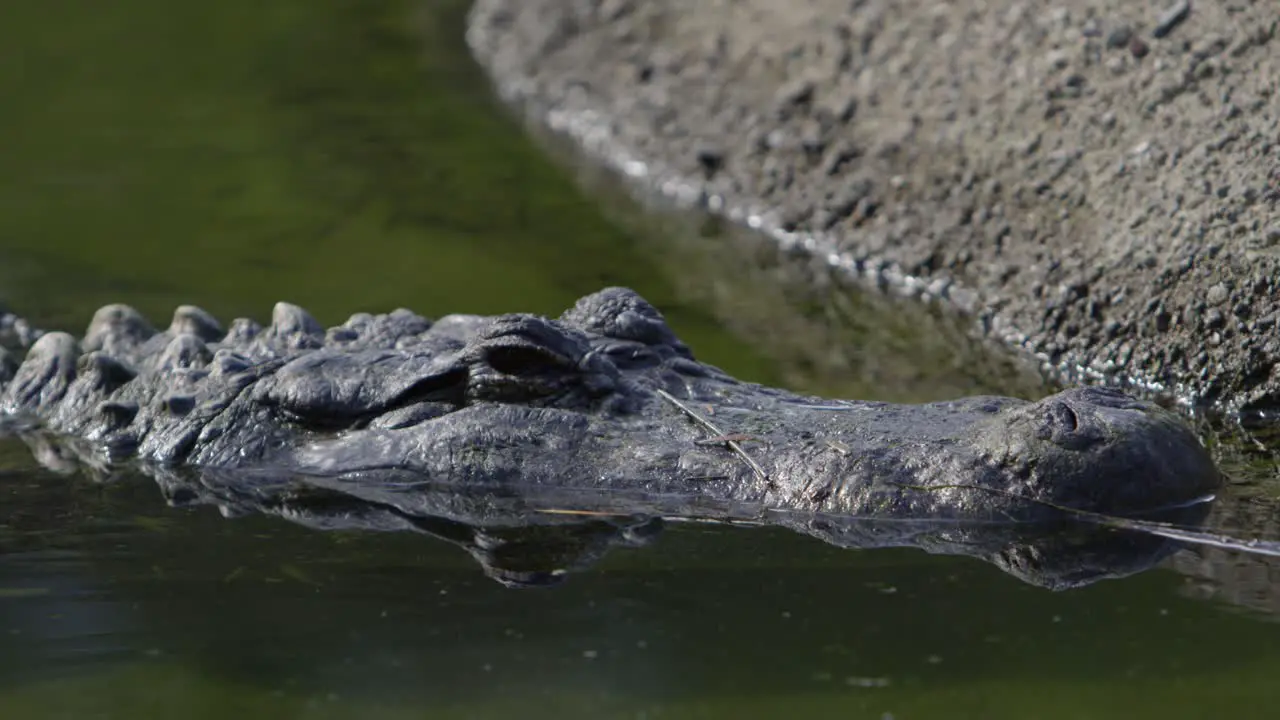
[0,287,1219,529]
[4,428,1214,590]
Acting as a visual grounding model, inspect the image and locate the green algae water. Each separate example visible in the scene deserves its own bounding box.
[0,0,786,381]
[2,1,1280,719]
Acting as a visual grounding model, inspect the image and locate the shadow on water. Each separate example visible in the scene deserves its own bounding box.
[3,455,1280,719]
[0,429,1217,592]
[3,0,1280,718]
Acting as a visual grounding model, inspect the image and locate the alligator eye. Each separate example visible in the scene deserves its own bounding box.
[484,344,570,376]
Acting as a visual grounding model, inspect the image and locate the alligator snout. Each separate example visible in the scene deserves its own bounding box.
[975,387,1221,516]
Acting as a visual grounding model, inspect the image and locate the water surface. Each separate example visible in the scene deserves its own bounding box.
[2,1,1280,718]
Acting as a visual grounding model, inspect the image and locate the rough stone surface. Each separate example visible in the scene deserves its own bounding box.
[466,0,1280,414]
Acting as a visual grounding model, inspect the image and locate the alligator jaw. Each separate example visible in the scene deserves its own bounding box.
[0,289,1221,527]
[285,386,1220,525]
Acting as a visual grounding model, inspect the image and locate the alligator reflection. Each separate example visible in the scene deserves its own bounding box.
[1168,493,1280,616]
[144,467,1211,592]
[9,427,1215,591]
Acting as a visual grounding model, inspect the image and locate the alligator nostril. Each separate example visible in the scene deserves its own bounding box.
[1036,401,1080,443]
[1054,403,1079,432]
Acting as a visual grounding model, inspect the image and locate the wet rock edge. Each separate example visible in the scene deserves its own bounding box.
[465,0,1280,418]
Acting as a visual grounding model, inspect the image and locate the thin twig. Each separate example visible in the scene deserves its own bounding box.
[694,433,759,446]
[535,508,627,517]
[824,439,852,456]
[656,388,770,485]
[884,480,1280,557]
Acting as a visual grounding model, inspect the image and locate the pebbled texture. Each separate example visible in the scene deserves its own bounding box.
[0,287,1221,522]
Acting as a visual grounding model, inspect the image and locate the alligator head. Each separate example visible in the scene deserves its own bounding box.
[0,288,1219,523]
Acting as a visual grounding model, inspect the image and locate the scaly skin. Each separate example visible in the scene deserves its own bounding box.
[0,288,1220,523]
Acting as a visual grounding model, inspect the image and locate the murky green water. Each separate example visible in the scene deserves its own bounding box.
[2,1,1280,718]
